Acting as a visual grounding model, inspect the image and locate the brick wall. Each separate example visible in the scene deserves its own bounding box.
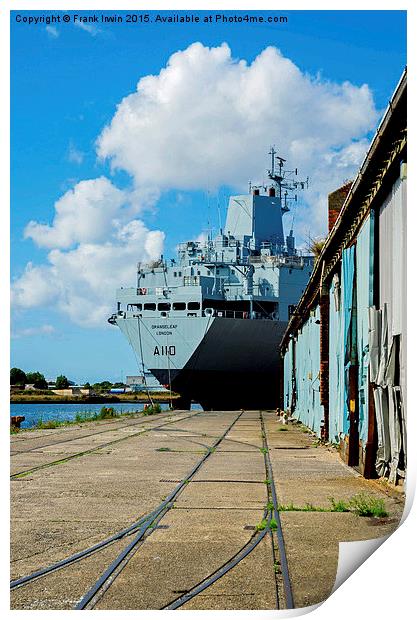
[328,182,352,232]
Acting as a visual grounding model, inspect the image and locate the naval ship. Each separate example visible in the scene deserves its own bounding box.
[109,150,314,410]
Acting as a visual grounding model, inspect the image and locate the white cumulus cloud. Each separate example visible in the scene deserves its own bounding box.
[13,42,379,328]
[25,177,131,250]
[97,42,378,210]
[13,178,165,326]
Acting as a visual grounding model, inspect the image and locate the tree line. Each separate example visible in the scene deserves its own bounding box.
[10,368,70,389]
[10,368,127,392]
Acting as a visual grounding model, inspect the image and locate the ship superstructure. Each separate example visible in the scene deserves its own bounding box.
[109,150,314,409]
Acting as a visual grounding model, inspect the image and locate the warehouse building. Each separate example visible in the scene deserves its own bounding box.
[280,70,406,484]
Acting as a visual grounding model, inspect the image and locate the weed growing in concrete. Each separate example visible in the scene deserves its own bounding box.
[35,418,62,429]
[277,501,326,512]
[304,502,327,512]
[255,518,268,531]
[156,447,171,452]
[277,501,295,511]
[98,407,118,419]
[266,501,274,511]
[328,497,350,512]
[348,493,388,517]
[74,412,92,423]
[263,479,272,485]
[269,518,278,530]
[259,447,269,454]
[273,561,281,574]
[31,407,145,429]
[277,427,289,432]
[276,495,388,517]
[142,404,162,416]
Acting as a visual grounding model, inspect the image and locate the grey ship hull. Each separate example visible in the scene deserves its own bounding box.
[149,317,287,410]
[112,159,313,410]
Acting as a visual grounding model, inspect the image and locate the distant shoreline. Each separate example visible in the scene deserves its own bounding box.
[10,393,178,405]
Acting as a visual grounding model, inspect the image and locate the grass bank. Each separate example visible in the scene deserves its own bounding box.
[12,404,166,432]
[11,391,179,404]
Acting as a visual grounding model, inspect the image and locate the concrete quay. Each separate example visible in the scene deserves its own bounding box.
[10,409,404,610]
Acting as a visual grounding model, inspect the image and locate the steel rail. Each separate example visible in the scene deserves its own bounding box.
[11,428,208,592]
[163,413,289,610]
[260,412,294,609]
[12,412,286,611]
[11,417,209,457]
[74,410,244,609]
[10,411,204,479]
[10,410,184,455]
[10,508,159,589]
[82,501,173,609]
[10,415,213,590]
[9,416,233,590]
[163,521,269,609]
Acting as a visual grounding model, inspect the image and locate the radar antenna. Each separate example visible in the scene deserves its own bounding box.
[267,146,309,214]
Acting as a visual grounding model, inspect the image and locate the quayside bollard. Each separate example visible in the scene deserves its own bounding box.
[10,416,25,431]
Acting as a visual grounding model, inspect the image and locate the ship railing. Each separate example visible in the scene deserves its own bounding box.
[224,285,276,298]
[183,276,200,286]
[209,309,276,320]
[248,255,305,267]
[279,256,304,267]
[136,287,172,295]
[212,309,249,319]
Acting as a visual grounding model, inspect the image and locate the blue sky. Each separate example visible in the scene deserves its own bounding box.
[11,10,406,383]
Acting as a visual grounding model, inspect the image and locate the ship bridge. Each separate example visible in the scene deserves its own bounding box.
[224,191,285,254]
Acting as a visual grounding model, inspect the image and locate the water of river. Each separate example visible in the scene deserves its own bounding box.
[10,402,201,430]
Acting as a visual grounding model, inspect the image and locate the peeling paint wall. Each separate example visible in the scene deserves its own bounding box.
[328,272,344,443]
[279,72,406,480]
[356,215,373,444]
[285,306,324,436]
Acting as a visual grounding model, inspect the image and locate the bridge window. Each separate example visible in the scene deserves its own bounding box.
[144,303,156,311]
[158,303,171,311]
[173,302,186,311]
[178,271,182,277]
[173,272,177,277]
[187,301,201,310]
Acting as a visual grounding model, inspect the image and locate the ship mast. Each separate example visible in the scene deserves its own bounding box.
[267,146,309,213]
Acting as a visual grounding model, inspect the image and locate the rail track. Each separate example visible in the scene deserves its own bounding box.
[10,409,200,454]
[10,410,293,610]
[10,410,204,478]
